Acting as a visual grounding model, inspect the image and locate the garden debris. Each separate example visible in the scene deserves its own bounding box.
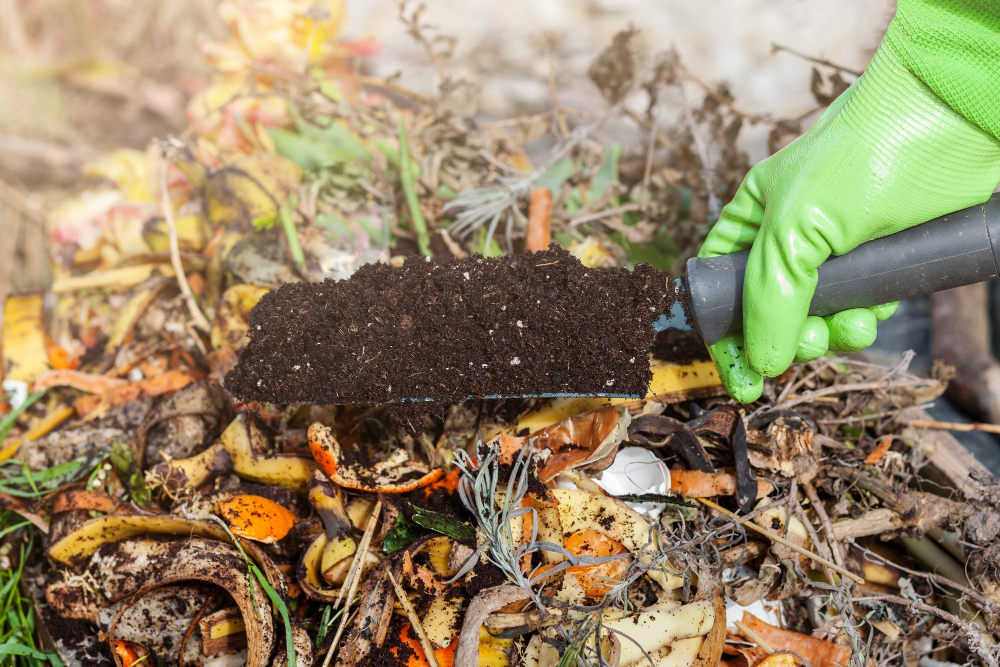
[0,2,995,667]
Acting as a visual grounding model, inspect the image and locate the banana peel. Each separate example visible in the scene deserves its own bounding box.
[513,357,722,433]
[2,294,50,385]
[204,152,302,228]
[211,284,269,350]
[150,412,315,492]
[143,214,210,253]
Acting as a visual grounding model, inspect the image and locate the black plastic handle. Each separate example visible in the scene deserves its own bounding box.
[686,193,1000,345]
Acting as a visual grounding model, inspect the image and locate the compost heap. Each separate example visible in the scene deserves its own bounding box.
[1,2,998,667]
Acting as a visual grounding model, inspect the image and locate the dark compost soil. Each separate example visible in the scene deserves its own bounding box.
[226,245,672,406]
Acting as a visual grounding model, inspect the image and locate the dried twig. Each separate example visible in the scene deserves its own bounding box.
[387,571,440,667]
[324,499,383,667]
[673,60,721,219]
[803,481,845,567]
[734,619,775,654]
[771,43,862,77]
[906,418,1000,435]
[569,204,641,228]
[698,498,865,585]
[543,33,570,140]
[159,152,211,333]
[675,60,772,123]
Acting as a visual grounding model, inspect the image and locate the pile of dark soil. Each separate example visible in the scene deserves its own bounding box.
[227,245,672,406]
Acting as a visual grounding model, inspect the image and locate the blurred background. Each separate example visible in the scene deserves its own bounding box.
[0,0,894,299]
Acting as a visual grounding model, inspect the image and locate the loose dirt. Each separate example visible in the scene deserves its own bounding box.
[227,246,672,406]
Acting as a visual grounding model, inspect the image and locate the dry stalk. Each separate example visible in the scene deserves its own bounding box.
[906,418,1000,435]
[158,152,211,333]
[770,43,862,77]
[324,498,383,667]
[734,619,775,654]
[387,571,440,667]
[698,498,865,585]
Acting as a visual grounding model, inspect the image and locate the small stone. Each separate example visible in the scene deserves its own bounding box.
[516,320,524,328]
[463,272,470,280]
[510,357,521,365]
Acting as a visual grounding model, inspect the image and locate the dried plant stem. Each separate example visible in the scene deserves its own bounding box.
[569,204,641,227]
[159,157,211,333]
[676,76,720,219]
[906,418,1000,435]
[698,498,865,585]
[803,482,844,567]
[544,34,570,140]
[770,43,862,77]
[779,377,934,411]
[387,571,440,667]
[675,60,771,123]
[397,118,432,257]
[639,105,661,213]
[734,619,775,654]
[324,499,383,667]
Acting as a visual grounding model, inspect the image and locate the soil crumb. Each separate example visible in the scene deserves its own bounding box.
[227,245,672,406]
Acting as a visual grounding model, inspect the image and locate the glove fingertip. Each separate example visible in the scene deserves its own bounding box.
[871,302,898,322]
[709,334,764,403]
[793,316,829,363]
[826,309,878,353]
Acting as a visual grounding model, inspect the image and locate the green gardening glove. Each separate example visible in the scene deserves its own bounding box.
[700,21,1000,403]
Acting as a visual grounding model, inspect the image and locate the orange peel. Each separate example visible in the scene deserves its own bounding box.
[215,494,297,543]
[308,423,443,493]
[564,528,631,597]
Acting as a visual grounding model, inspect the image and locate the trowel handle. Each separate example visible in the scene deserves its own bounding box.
[686,192,1000,345]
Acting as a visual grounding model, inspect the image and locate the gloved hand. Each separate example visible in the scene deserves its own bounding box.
[700,40,1000,402]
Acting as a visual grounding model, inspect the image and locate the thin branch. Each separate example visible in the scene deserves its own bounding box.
[698,498,865,585]
[159,152,212,333]
[771,43,863,77]
[906,418,1000,435]
[674,60,772,123]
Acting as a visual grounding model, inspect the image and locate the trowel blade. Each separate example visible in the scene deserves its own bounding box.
[652,278,692,333]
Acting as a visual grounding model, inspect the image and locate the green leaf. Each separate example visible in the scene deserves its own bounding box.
[0,390,46,444]
[475,226,503,258]
[251,564,297,667]
[534,157,575,194]
[109,441,150,507]
[0,640,57,660]
[373,140,422,179]
[436,185,459,200]
[252,214,277,231]
[382,512,423,554]
[589,143,623,196]
[269,108,370,170]
[411,507,475,542]
[611,225,679,272]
